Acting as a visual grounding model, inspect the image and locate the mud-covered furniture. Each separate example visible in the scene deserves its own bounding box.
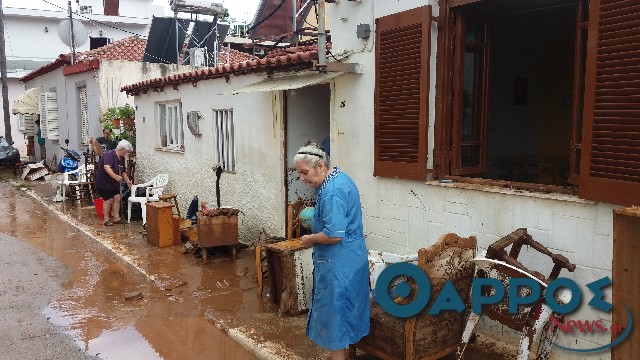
[352,233,477,360]
[197,208,239,262]
[262,238,313,316]
[256,199,304,296]
[146,201,180,248]
[457,228,576,360]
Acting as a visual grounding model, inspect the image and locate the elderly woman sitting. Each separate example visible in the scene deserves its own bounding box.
[95,140,134,226]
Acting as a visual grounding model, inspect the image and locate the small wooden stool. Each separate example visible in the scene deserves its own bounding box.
[158,194,181,217]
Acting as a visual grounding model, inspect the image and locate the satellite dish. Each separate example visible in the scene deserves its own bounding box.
[57,19,89,47]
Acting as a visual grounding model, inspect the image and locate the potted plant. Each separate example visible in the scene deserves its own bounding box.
[118,104,136,128]
[100,106,121,128]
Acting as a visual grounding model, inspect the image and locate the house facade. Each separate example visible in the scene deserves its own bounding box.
[2,0,160,155]
[19,37,196,164]
[122,47,328,243]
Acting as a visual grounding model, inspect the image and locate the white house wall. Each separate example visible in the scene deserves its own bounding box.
[0,79,27,155]
[328,0,615,356]
[99,61,196,110]
[20,61,195,163]
[133,74,286,243]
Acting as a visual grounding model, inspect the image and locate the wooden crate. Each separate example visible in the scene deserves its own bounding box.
[147,202,180,247]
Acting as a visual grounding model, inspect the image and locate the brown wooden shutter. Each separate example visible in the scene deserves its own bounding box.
[104,0,119,16]
[374,6,432,180]
[579,0,640,206]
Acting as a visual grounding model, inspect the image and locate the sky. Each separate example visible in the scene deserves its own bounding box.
[4,0,260,24]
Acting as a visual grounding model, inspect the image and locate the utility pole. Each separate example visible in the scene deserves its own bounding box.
[0,0,12,142]
[68,0,76,64]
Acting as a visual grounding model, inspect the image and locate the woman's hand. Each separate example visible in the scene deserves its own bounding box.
[125,179,132,188]
[300,235,314,248]
[114,175,123,183]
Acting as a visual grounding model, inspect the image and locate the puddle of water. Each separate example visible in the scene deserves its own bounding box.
[0,179,259,360]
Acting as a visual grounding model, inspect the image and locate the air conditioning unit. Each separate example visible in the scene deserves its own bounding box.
[170,0,224,15]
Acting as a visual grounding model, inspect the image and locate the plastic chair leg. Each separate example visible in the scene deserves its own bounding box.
[141,202,147,226]
[127,201,132,223]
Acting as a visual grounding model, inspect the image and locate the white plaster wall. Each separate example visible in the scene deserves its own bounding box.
[77,0,155,18]
[0,79,27,156]
[132,74,287,243]
[99,61,196,110]
[327,0,616,356]
[4,8,151,70]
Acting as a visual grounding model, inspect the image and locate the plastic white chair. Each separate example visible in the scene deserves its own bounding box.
[127,174,169,225]
[54,164,89,202]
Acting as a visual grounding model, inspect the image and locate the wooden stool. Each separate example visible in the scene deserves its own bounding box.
[158,194,180,217]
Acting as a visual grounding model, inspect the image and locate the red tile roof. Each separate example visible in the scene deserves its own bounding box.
[76,36,147,62]
[20,36,147,82]
[122,45,318,96]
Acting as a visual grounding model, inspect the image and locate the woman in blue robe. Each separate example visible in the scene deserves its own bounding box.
[294,140,370,360]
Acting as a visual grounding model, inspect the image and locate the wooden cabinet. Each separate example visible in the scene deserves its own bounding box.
[147,202,179,247]
[196,213,239,261]
[612,207,640,360]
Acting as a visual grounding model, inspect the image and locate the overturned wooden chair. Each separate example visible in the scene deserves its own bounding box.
[352,233,477,360]
[457,228,576,360]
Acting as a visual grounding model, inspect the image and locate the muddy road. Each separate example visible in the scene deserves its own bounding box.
[0,178,259,360]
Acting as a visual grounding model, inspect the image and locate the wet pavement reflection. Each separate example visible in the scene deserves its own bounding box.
[0,177,273,359]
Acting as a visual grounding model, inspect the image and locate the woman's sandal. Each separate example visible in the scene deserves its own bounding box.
[104,219,114,226]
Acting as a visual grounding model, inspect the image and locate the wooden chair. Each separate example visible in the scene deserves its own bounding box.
[256,198,304,297]
[456,228,576,360]
[351,233,477,360]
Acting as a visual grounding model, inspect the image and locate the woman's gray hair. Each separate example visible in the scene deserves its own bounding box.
[294,140,329,168]
[116,139,134,152]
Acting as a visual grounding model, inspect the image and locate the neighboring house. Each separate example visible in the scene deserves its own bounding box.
[121,45,332,242]
[18,36,199,164]
[2,0,161,156]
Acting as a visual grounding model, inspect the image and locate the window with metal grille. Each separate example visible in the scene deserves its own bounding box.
[158,102,183,149]
[79,86,90,144]
[213,109,235,172]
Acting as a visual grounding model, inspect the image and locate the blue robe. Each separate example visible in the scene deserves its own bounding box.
[307,168,370,350]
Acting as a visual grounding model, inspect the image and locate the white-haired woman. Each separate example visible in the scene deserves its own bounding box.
[294,140,369,360]
[95,140,133,226]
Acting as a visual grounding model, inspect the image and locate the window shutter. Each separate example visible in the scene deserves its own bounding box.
[579,0,640,206]
[24,114,36,136]
[79,87,90,144]
[374,5,432,180]
[39,92,59,140]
